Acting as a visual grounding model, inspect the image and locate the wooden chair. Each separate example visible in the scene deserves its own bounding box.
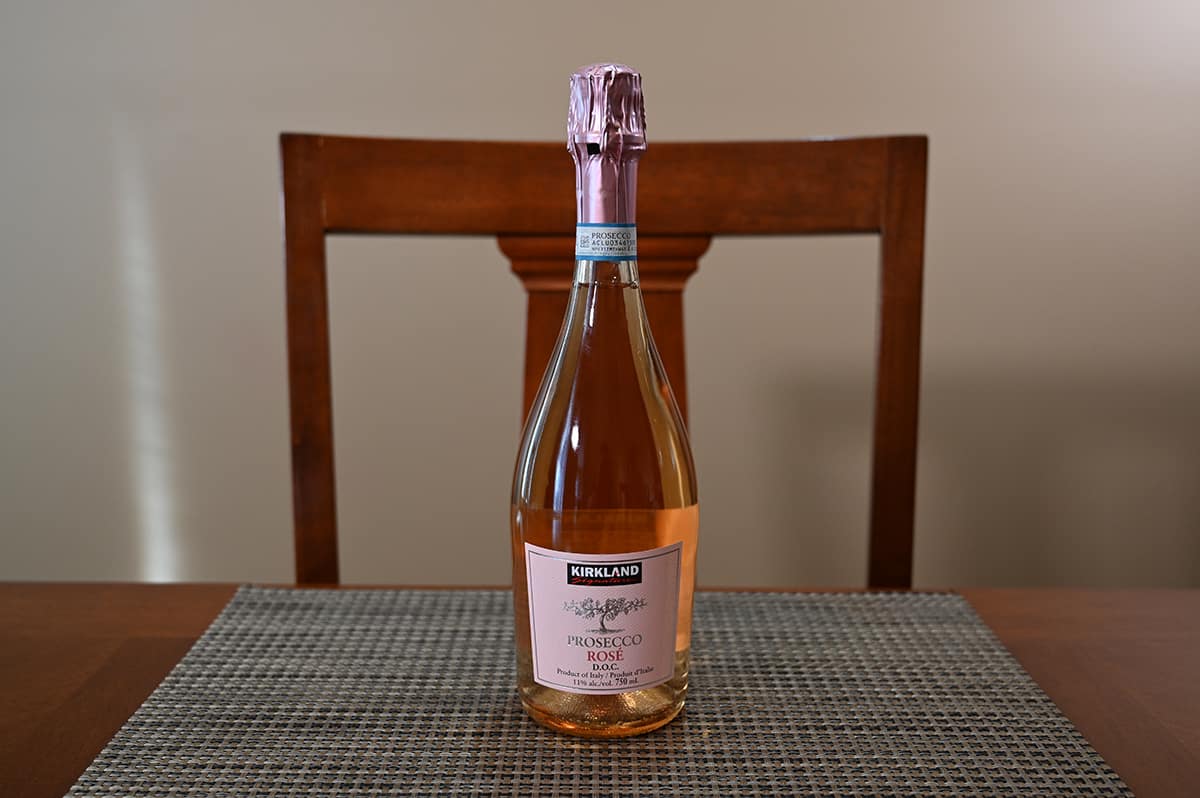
[280,134,927,588]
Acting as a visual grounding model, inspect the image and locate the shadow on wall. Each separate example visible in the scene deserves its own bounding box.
[755,369,1200,588]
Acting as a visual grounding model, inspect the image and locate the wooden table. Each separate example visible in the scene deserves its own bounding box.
[1,585,1197,798]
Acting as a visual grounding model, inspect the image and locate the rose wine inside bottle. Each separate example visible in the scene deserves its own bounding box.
[511,63,699,738]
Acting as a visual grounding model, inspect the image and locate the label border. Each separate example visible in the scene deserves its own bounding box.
[525,541,682,695]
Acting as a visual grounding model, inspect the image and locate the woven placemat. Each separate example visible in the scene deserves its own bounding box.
[69,588,1130,796]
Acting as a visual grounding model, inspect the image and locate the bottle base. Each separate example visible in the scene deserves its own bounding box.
[521,697,684,738]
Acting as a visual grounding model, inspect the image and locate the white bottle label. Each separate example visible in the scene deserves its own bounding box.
[575,223,637,260]
[524,541,681,695]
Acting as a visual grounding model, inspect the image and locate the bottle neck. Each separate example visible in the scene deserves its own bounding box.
[572,148,640,224]
[573,259,639,287]
[572,149,641,281]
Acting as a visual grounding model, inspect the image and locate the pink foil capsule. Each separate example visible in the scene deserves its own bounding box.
[569,64,645,225]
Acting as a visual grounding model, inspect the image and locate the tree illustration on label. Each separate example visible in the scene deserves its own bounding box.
[562,596,648,633]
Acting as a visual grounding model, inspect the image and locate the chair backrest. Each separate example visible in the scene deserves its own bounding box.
[281,134,927,588]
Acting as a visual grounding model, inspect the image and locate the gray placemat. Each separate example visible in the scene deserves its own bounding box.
[69,588,1130,796]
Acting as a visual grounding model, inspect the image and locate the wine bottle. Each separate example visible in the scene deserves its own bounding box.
[510,63,699,738]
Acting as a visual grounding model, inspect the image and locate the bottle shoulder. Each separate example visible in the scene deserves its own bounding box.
[512,319,697,511]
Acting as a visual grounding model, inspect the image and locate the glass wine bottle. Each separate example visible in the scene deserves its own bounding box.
[510,63,699,738]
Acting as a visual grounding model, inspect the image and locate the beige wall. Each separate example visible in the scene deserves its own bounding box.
[1,1,1197,587]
